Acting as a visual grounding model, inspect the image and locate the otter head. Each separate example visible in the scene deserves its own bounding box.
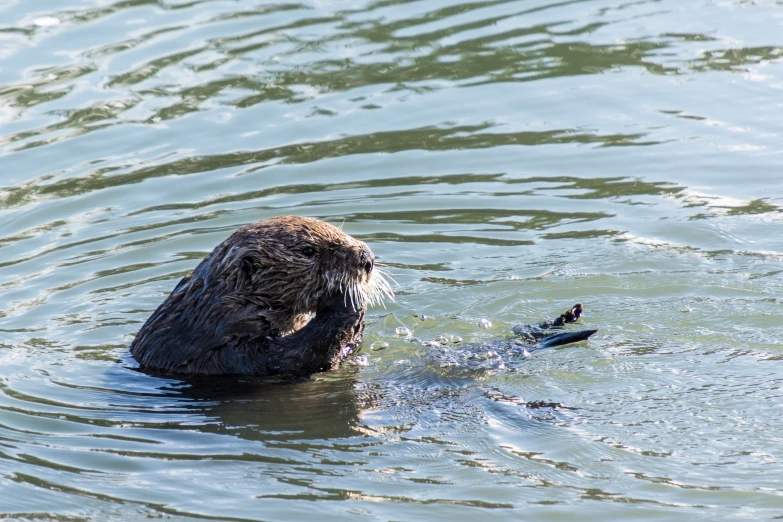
[189,215,393,333]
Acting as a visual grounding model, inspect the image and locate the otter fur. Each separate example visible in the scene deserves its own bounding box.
[130,216,393,376]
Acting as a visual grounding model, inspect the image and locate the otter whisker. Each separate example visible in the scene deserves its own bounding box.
[355,281,368,308]
[357,283,366,310]
[364,267,395,308]
[374,270,394,293]
[374,265,399,289]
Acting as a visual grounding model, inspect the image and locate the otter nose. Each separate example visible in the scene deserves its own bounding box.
[360,250,375,274]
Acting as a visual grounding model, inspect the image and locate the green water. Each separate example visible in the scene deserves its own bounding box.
[2,0,783,520]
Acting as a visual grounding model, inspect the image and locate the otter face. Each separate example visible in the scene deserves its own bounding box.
[230,216,393,316]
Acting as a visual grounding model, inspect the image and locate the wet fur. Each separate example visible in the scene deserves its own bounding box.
[130,216,393,376]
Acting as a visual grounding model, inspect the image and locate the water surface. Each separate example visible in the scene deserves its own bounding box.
[2,0,783,520]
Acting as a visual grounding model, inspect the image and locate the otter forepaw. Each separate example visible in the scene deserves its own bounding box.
[316,292,366,315]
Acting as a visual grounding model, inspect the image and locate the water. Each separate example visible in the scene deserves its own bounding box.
[1,0,783,520]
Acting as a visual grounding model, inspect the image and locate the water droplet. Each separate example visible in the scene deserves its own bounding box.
[349,355,369,366]
[370,341,389,351]
[479,318,492,329]
[452,335,462,344]
[395,326,411,336]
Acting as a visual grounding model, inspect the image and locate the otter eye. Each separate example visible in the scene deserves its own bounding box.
[302,245,316,257]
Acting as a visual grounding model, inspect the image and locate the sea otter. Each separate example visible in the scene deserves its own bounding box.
[130,216,393,376]
[130,216,595,376]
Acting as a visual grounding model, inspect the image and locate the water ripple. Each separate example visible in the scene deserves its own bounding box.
[2,0,783,520]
